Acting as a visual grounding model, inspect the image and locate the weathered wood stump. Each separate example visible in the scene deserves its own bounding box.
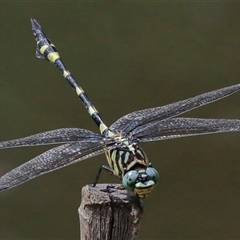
[79,184,143,240]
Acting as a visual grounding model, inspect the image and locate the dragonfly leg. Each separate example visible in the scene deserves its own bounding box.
[92,165,114,187]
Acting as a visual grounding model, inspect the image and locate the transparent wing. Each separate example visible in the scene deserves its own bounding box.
[133,117,240,142]
[0,128,102,149]
[0,140,115,192]
[110,84,240,133]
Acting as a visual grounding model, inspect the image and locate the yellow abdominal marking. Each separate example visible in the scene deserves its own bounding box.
[99,123,108,134]
[39,45,48,55]
[88,106,97,115]
[75,87,84,95]
[47,52,60,63]
[63,70,70,78]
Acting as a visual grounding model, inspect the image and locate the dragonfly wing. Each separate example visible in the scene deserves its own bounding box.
[110,84,240,133]
[134,117,240,142]
[0,128,102,149]
[0,140,115,192]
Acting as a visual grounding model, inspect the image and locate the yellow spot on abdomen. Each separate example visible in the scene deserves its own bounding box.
[99,123,108,134]
[39,45,48,55]
[75,87,84,95]
[47,52,60,63]
[88,106,97,116]
[63,70,70,78]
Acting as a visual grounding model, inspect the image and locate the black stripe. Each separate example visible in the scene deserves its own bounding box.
[91,112,103,128]
[79,92,93,109]
[115,150,123,176]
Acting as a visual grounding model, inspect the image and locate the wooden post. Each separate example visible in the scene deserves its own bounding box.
[78,184,143,240]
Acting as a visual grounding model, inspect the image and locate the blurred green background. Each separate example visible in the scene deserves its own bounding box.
[1,2,240,240]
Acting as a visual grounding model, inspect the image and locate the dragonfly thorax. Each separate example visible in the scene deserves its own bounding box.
[105,143,148,177]
[105,129,147,177]
[104,129,159,198]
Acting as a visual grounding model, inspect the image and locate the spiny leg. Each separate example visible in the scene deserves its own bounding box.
[92,165,116,187]
[30,18,108,134]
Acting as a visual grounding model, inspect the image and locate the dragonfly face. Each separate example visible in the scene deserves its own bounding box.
[122,167,159,199]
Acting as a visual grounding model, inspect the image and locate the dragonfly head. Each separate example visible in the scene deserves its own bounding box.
[122,167,159,199]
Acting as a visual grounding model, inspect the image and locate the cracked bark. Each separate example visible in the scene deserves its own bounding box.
[79,184,143,240]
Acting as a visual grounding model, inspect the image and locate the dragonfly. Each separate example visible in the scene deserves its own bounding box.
[0,19,240,198]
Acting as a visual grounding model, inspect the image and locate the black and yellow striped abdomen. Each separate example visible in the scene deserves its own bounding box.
[31,18,108,134]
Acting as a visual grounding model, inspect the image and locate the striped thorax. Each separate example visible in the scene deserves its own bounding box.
[105,130,159,198]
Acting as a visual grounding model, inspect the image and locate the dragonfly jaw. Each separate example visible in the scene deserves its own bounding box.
[133,181,156,199]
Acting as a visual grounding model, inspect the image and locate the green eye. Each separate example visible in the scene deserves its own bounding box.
[122,170,139,190]
[146,167,160,183]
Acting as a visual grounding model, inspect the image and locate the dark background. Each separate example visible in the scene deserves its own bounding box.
[1,3,240,240]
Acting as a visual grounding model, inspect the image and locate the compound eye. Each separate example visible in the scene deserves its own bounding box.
[146,167,160,183]
[122,170,139,190]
